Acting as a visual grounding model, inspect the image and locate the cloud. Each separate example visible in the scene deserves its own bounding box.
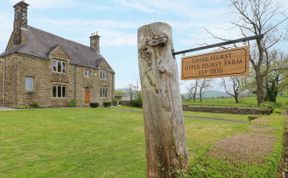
[115,0,229,18]
[114,0,156,13]
[33,18,139,47]
[9,0,75,9]
[0,12,13,51]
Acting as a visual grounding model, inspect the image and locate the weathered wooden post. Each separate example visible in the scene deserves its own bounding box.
[137,22,189,177]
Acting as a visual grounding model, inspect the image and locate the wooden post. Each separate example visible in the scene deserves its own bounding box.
[137,22,189,178]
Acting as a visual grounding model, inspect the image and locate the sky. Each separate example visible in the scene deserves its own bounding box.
[0,0,287,93]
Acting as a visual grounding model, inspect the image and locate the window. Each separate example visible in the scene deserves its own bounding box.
[100,69,108,80]
[100,88,108,98]
[84,69,92,78]
[25,77,34,91]
[52,85,66,98]
[52,59,66,74]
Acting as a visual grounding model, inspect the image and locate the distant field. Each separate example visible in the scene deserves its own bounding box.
[0,107,286,177]
[183,95,288,108]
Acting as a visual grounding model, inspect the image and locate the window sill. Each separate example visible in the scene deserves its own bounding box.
[52,71,67,75]
[25,91,36,94]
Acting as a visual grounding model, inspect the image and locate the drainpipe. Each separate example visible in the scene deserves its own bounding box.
[74,65,77,102]
[112,72,115,100]
[2,60,4,107]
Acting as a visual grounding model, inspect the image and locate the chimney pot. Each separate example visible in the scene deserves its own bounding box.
[90,32,100,53]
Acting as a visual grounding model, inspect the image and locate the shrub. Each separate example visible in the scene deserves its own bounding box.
[130,100,142,107]
[29,102,39,108]
[90,102,99,108]
[103,102,112,107]
[112,99,118,106]
[68,99,77,107]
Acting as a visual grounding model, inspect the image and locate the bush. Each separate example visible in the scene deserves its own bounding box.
[29,102,39,108]
[103,102,112,107]
[130,99,142,107]
[68,100,77,107]
[90,102,99,108]
[112,99,118,106]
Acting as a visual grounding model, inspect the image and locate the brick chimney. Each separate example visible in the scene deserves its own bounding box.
[90,32,100,53]
[13,0,29,45]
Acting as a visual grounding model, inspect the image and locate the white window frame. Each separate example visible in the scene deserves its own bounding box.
[52,59,66,74]
[84,69,92,78]
[100,87,108,98]
[52,85,67,98]
[100,69,108,80]
[25,77,34,92]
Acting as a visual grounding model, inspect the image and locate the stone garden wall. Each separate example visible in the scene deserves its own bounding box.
[183,105,273,115]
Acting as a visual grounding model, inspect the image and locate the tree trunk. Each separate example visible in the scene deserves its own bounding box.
[193,91,196,102]
[255,70,265,105]
[138,22,189,178]
[234,94,239,103]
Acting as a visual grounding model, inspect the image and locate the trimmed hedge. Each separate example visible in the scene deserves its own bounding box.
[90,102,99,108]
[103,102,112,107]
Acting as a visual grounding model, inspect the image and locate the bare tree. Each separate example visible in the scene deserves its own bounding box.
[230,0,288,105]
[127,84,136,102]
[198,79,211,102]
[222,77,244,103]
[186,80,199,102]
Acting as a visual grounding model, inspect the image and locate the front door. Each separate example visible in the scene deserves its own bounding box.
[84,88,91,104]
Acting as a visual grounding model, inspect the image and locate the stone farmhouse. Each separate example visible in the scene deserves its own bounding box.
[0,1,115,107]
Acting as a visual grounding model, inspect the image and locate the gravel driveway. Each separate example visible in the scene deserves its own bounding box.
[0,107,15,111]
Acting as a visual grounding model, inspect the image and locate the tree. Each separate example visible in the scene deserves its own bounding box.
[230,0,288,105]
[127,84,137,102]
[264,51,288,102]
[127,82,142,107]
[198,79,211,102]
[186,80,199,102]
[222,77,245,103]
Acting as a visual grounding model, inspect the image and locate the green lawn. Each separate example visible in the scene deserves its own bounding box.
[183,95,288,109]
[0,107,286,177]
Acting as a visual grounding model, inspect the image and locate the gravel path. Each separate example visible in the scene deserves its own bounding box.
[0,106,15,111]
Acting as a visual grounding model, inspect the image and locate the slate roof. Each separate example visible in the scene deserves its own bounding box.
[0,26,113,71]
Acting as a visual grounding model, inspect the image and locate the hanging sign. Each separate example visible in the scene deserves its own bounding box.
[181,46,249,80]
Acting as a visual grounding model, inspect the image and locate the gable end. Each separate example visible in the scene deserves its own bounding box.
[48,46,70,61]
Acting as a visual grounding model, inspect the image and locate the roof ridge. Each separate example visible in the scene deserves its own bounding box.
[28,26,97,53]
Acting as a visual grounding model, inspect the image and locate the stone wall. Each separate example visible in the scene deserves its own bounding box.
[183,105,273,115]
[3,56,18,107]
[1,53,114,108]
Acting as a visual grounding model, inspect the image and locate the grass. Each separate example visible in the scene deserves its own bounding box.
[183,95,288,109]
[0,107,286,177]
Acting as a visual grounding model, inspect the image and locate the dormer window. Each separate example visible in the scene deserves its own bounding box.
[100,69,108,80]
[84,69,92,78]
[52,59,66,74]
